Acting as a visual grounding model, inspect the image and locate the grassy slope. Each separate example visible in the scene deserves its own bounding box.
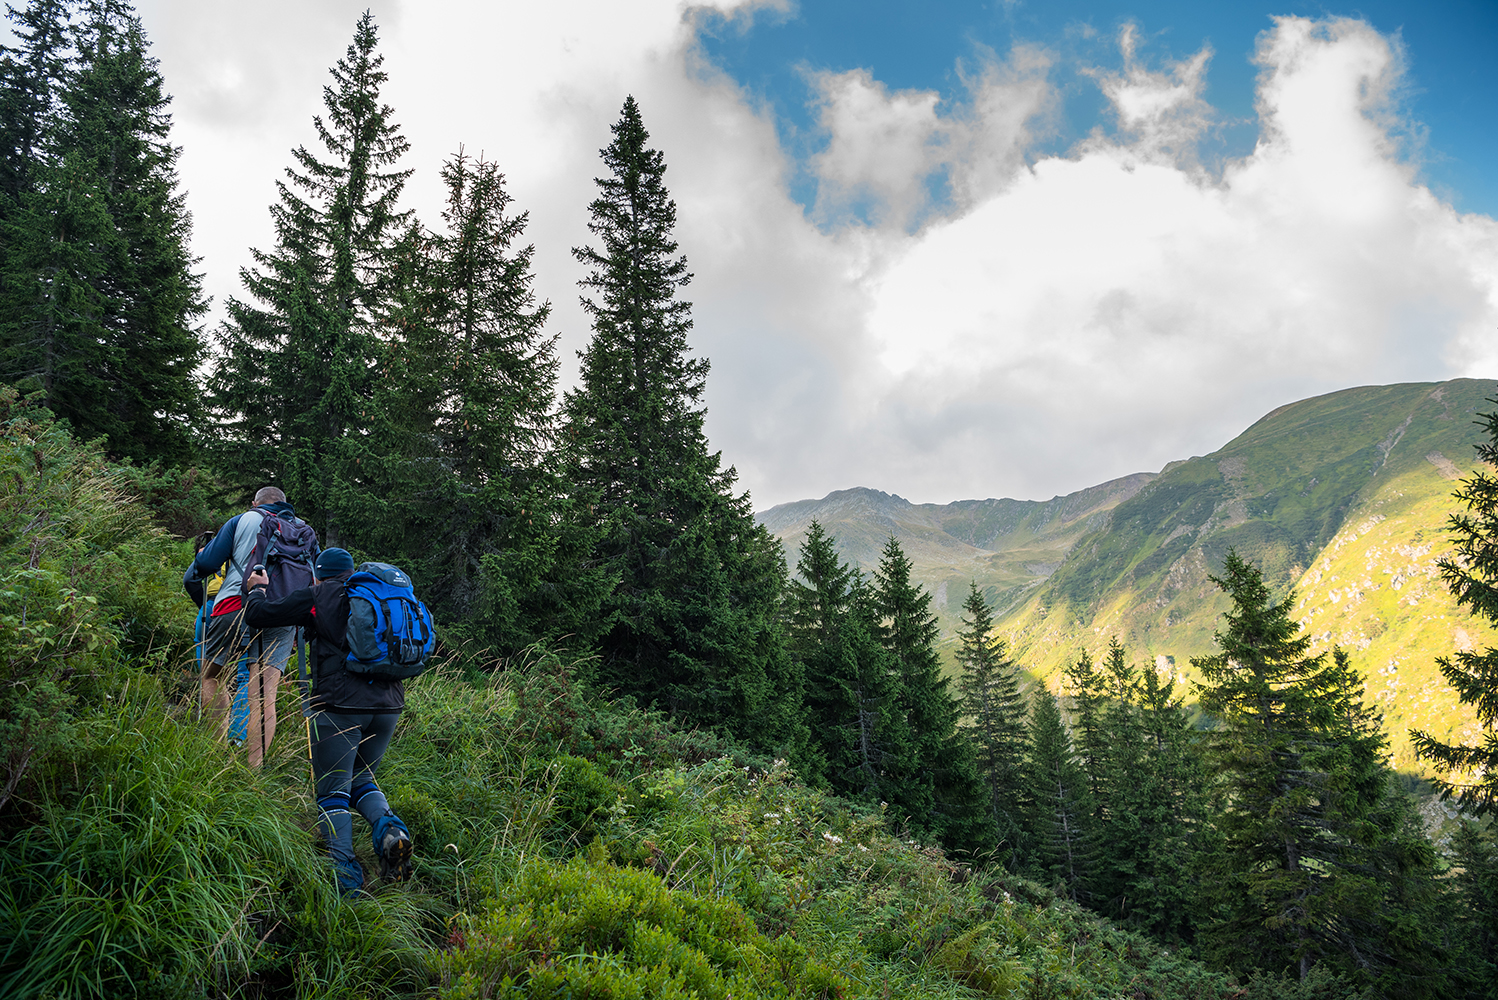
[0,402,1278,999]
[758,379,1498,772]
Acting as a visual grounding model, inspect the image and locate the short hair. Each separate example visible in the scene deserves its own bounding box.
[252,486,286,506]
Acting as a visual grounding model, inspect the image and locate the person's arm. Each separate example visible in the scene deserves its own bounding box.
[243,577,316,630]
[186,515,240,583]
[182,565,206,608]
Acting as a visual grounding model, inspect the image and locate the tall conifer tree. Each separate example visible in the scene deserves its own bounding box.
[362,150,599,651]
[1194,551,1445,989]
[955,581,1030,866]
[1027,689,1093,902]
[1413,402,1498,815]
[211,11,410,539]
[562,96,800,752]
[787,522,897,797]
[1,0,203,462]
[872,537,993,853]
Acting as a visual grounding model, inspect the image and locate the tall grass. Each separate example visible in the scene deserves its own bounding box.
[0,678,434,999]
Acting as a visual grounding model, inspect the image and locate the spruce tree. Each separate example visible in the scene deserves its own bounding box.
[1063,647,1110,813]
[1117,650,1208,943]
[1194,551,1445,988]
[1413,401,1498,814]
[1027,689,1093,902]
[872,537,994,853]
[1,0,203,462]
[0,0,69,202]
[59,0,204,462]
[562,96,801,753]
[955,581,1030,867]
[359,149,602,652]
[786,522,898,799]
[211,11,410,540]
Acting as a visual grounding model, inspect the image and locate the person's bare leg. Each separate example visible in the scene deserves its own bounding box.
[200,660,230,734]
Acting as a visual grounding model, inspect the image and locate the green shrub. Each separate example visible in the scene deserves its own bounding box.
[0,387,192,813]
[432,856,847,1000]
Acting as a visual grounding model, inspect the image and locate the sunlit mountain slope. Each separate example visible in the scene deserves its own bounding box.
[757,379,1498,771]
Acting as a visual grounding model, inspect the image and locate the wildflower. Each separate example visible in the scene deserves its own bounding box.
[764,812,780,819]
[857,844,868,853]
[822,831,843,844]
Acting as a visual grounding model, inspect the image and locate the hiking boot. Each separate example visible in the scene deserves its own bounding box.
[379,826,412,882]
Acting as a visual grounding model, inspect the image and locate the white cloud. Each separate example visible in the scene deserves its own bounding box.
[855,16,1498,502]
[136,4,1498,508]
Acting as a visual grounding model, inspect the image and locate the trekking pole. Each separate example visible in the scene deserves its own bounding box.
[300,627,315,787]
[255,631,267,766]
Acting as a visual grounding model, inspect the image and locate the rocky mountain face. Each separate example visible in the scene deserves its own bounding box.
[756,378,1498,770]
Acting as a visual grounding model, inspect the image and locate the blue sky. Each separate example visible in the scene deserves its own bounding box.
[696,0,1498,219]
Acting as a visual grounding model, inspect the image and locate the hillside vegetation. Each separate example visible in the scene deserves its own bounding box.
[759,379,1498,770]
[1,395,1300,1000]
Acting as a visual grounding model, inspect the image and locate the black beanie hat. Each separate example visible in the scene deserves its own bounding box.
[315,548,355,578]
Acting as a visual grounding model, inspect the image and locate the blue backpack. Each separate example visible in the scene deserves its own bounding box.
[343,563,435,679]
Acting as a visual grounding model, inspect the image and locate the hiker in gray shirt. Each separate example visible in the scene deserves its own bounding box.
[184,486,318,767]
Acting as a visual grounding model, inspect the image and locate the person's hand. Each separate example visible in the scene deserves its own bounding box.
[246,568,269,591]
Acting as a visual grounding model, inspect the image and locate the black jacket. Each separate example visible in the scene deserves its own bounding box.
[243,577,405,714]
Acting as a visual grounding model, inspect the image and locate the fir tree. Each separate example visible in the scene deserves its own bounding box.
[1194,551,1446,989]
[1,0,203,462]
[562,96,801,753]
[955,580,1030,867]
[359,149,602,652]
[59,0,204,462]
[1448,819,1498,995]
[1119,651,1208,943]
[1413,401,1498,815]
[786,522,898,800]
[0,0,69,202]
[1063,646,1110,812]
[1027,689,1093,902]
[1076,640,1209,941]
[211,11,410,541]
[872,537,994,853]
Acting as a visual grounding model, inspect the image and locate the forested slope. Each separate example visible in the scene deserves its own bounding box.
[760,379,1498,769]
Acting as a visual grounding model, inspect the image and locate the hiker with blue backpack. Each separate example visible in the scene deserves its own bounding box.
[184,487,320,768]
[244,549,434,895]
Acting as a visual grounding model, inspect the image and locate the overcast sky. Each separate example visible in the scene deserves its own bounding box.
[112,0,1498,507]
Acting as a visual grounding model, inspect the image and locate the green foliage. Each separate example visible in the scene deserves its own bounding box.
[0,435,1330,999]
[433,857,846,1000]
[0,387,191,811]
[956,581,1031,869]
[561,96,803,752]
[0,685,433,999]
[1414,401,1498,814]
[0,0,206,465]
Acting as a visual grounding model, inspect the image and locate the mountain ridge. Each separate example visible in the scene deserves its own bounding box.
[756,378,1498,770]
